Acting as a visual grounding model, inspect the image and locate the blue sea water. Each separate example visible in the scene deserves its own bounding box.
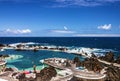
[0,37,120,70]
[0,37,120,49]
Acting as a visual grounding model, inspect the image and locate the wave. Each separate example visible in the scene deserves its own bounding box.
[9,42,117,57]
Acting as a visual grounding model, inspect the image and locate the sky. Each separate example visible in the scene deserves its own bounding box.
[0,0,120,37]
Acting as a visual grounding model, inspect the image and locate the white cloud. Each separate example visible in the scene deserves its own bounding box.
[98,24,111,30]
[5,29,31,34]
[50,26,75,34]
[53,0,120,7]
[0,0,119,7]
[73,34,120,37]
[64,26,68,30]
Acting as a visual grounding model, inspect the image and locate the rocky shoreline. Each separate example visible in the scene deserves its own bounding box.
[0,43,120,81]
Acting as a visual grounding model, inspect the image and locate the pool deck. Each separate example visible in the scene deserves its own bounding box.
[44,61,67,70]
[43,58,106,80]
[0,71,18,81]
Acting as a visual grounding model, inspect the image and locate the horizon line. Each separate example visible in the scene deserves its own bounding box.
[0,36,120,37]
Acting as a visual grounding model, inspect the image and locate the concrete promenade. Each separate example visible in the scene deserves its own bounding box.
[43,58,106,81]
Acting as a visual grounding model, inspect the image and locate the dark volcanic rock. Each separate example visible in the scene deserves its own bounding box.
[5,68,14,71]
[91,53,97,58]
[83,58,103,72]
[105,65,120,81]
[0,54,9,57]
[2,54,9,57]
[66,60,71,67]
[0,55,3,57]
[73,57,103,72]
[99,51,114,63]
[36,66,57,81]
[0,44,5,47]
[16,44,25,48]
[115,56,120,64]
[73,57,81,67]
[68,76,83,81]
[16,73,25,81]
[73,57,80,63]
[43,47,48,49]
[33,48,39,52]
[58,48,68,51]
[15,49,27,51]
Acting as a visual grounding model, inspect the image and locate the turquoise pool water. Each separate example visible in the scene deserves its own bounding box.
[76,67,85,70]
[0,49,85,71]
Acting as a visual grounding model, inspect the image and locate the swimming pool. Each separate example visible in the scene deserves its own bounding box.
[0,49,85,70]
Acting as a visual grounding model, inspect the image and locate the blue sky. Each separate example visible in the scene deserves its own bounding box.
[0,0,120,37]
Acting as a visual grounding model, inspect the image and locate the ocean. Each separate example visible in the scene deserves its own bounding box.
[0,37,120,70]
[0,37,120,49]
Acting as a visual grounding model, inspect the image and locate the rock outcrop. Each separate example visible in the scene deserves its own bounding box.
[36,66,57,81]
[73,57,103,72]
[114,56,120,64]
[91,53,97,58]
[0,44,5,47]
[105,65,120,81]
[73,57,82,67]
[82,58,103,72]
[66,60,71,67]
[5,68,14,71]
[0,54,9,57]
[99,51,114,62]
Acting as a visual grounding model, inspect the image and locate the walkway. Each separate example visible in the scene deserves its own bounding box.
[0,71,18,81]
[43,58,106,81]
[44,61,66,70]
[98,59,120,68]
[73,69,106,80]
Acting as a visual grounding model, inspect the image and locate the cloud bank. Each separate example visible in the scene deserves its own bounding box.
[53,0,120,7]
[0,0,120,7]
[5,29,31,34]
[73,34,120,37]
